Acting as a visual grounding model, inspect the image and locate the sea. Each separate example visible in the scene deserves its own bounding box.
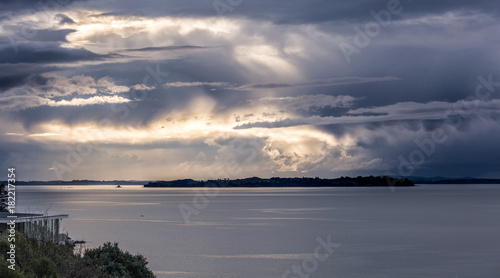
[15,184,500,278]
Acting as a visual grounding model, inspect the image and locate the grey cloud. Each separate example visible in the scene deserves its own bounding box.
[251,94,357,111]
[1,0,500,179]
[347,100,500,117]
[0,73,136,111]
[55,14,75,25]
[163,81,229,88]
[80,0,500,24]
[234,99,500,129]
[0,73,47,92]
[7,85,206,130]
[0,95,48,111]
[124,45,208,52]
[0,0,86,13]
[0,64,56,92]
[0,42,117,64]
[25,29,75,42]
[235,76,401,90]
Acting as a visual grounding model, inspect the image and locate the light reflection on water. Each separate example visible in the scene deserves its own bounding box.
[15,184,500,278]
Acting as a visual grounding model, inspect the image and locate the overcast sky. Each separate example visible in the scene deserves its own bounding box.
[1,0,499,181]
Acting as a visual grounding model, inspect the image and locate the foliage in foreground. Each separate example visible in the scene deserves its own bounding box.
[84,242,155,278]
[0,232,155,278]
[0,183,8,212]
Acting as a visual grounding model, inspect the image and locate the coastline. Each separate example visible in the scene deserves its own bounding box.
[144,176,414,188]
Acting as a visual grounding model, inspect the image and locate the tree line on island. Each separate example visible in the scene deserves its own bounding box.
[8,177,499,186]
[144,176,414,188]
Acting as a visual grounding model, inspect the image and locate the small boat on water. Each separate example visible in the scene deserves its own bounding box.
[116,185,122,188]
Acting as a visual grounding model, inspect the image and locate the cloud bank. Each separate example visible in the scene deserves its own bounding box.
[1,0,499,180]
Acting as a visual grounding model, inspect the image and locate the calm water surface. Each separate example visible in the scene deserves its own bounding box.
[16,184,500,278]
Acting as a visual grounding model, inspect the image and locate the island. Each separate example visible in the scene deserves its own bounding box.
[144,176,415,188]
[9,177,499,186]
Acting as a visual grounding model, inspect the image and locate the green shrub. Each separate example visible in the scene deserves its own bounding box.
[0,183,8,212]
[0,232,154,278]
[83,242,155,278]
[0,257,26,278]
[28,257,58,278]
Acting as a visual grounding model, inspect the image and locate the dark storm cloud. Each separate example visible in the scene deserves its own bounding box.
[0,139,54,180]
[76,0,500,24]
[1,0,500,179]
[0,42,116,64]
[0,73,46,92]
[354,116,500,178]
[1,0,500,28]
[236,76,400,90]
[0,0,86,13]
[0,64,56,91]
[329,42,500,106]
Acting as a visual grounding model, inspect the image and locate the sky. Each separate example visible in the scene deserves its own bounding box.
[1,0,500,181]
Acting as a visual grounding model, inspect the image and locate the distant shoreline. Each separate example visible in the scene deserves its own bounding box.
[5,180,151,186]
[144,176,414,188]
[5,177,500,186]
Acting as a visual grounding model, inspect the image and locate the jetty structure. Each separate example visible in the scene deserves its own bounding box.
[0,212,69,243]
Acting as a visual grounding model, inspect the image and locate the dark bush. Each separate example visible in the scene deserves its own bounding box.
[83,242,155,278]
[29,257,58,278]
[0,233,154,278]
